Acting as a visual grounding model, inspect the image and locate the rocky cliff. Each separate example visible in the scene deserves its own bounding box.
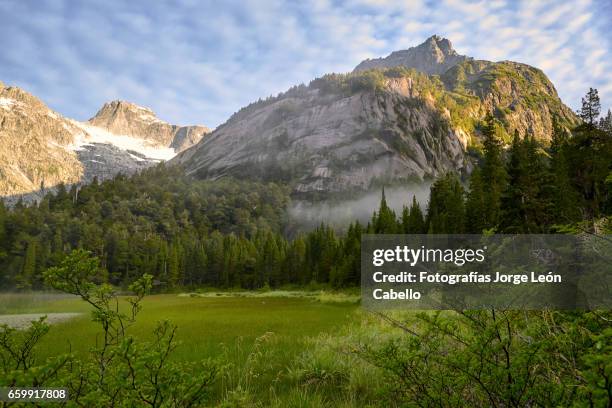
[174,78,466,197]
[173,36,579,198]
[354,35,469,75]
[0,83,83,196]
[0,83,208,199]
[88,100,208,152]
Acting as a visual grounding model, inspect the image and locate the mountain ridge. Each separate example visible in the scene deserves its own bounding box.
[0,83,208,199]
[173,35,579,198]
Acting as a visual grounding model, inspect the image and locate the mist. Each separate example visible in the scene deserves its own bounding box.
[289,184,432,231]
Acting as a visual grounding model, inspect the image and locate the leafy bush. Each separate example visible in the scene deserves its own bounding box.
[0,249,218,407]
[354,310,612,407]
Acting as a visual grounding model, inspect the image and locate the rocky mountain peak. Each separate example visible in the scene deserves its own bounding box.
[176,35,579,199]
[88,100,209,151]
[353,35,468,75]
[0,82,210,199]
[90,100,167,127]
[423,34,457,57]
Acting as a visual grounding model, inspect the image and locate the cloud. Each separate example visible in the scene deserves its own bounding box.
[0,0,610,127]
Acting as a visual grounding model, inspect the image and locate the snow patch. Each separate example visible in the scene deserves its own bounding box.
[0,97,15,109]
[128,152,146,162]
[68,121,176,161]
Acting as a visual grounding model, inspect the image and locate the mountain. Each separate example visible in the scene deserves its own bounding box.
[173,36,578,198]
[88,100,209,152]
[354,35,468,75]
[0,82,208,199]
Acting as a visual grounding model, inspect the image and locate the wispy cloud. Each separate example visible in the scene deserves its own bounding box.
[0,0,610,127]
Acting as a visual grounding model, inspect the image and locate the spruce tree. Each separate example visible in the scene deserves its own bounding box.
[373,188,399,233]
[599,109,612,136]
[426,173,465,233]
[579,87,601,127]
[500,132,527,232]
[465,167,487,233]
[406,196,426,233]
[480,115,507,229]
[549,121,582,224]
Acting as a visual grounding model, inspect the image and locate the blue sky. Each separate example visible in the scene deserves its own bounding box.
[0,0,610,128]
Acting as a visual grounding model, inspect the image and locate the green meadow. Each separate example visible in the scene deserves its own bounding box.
[0,292,369,406]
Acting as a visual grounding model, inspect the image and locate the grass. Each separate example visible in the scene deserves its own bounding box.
[0,291,361,405]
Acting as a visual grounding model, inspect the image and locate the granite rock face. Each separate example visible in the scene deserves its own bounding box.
[174,36,578,198]
[173,78,466,198]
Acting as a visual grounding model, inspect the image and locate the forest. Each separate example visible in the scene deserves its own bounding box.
[0,90,610,408]
[0,90,610,292]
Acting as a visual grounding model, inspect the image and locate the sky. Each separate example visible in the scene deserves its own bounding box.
[0,0,610,128]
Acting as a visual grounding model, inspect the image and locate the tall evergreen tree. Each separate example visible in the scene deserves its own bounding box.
[403,196,426,233]
[599,109,612,136]
[465,167,487,233]
[549,120,582,224]
[480,115,508,229]
[426,173,465,234]
[579,87,601,127]
[500,132,528,232]
[373,188,399,233]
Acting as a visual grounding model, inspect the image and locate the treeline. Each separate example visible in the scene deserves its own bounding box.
[0,91,610,290]
[0,166,291,289]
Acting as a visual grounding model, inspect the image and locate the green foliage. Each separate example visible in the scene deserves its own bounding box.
[465,167,487,233]
[580,87,601,127]
[426,173,465,234]
[599,109,612,135]
[500,133,554,232]
[354,310,612,407]
[3,250,218,407]
[479,115,508,229]
[371,188,398,234]
[0,315,69,380]
[402,196,426,234]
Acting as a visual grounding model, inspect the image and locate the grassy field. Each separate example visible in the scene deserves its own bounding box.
[0,292,364,406]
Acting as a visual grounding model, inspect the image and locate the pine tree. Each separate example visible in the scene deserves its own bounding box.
[480,115,508,229]
[167,242,181,288]
[373,188,399,233]
[18,239,37,289]
[404,196,426,233]
[599,109,612,136]
[332,222,362,287]
[522,135,553,231]
[465,167,487,233]
[283,236,306,284]
[565,107,612,221]
[426,173,465,234]
[500,132,528,232]
[579,87,601,127]
[401,205,410,233]
[549,121,582,224]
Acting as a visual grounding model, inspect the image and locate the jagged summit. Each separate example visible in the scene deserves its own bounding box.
[353,35,469,75]
[0,83,209,198]
[90,100,165,124]
[88,100,209,151]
